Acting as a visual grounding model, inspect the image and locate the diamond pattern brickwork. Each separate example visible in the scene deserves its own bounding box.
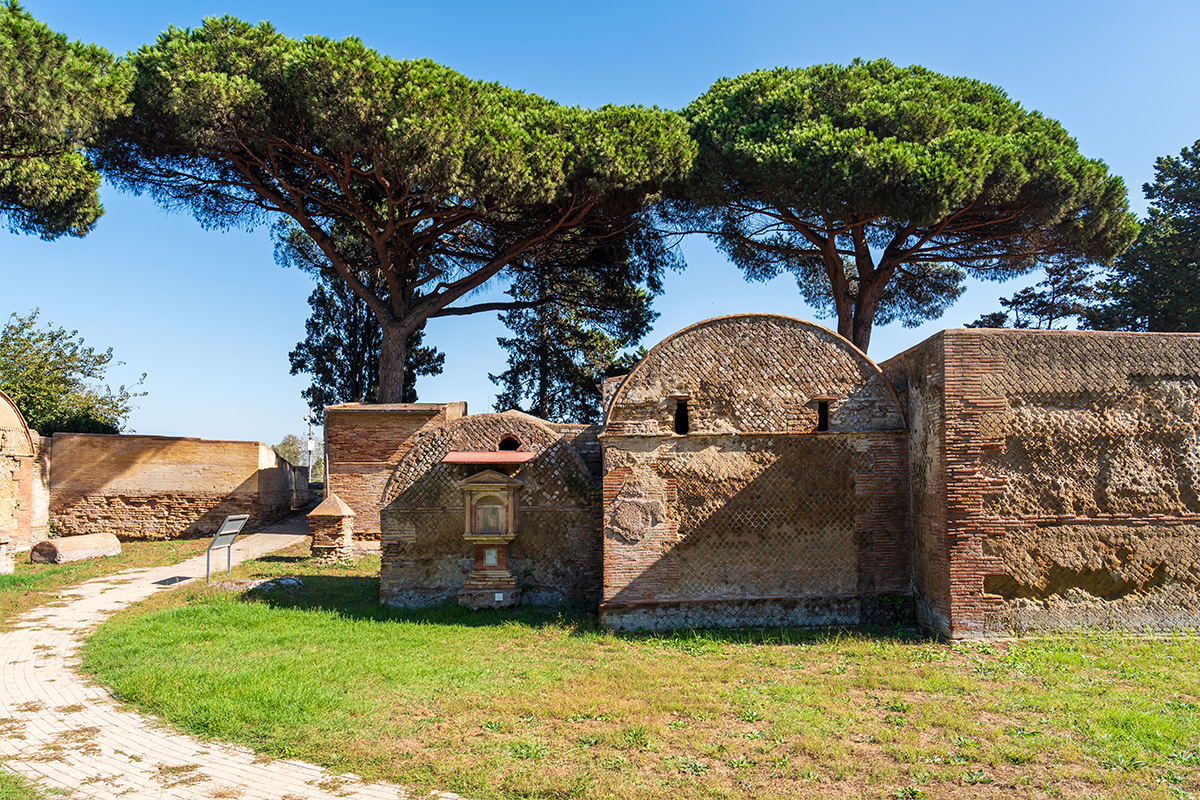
[607,315,905,437]
[883,329,1200,638]
[601,433,909,623]
[380,411,601,608]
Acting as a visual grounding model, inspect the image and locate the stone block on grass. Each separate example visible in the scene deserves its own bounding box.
[30,533,121,564]
[0,528,14,574]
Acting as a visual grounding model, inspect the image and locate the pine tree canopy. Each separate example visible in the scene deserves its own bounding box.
[0,1,131,238]
[676,59,1139,351]
[95,16,694,402]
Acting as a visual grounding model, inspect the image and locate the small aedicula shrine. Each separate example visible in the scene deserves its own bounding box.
[323,314,1200,639]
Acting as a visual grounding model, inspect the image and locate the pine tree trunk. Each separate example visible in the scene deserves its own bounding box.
[377,320,409,403]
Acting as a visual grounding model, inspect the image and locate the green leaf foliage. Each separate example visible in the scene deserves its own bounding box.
[96,17,694,400]
[490,223,668,423]
[676,59,1138,350]
[0,1,131,238]
[1085,141,1200,332]
[0,310,145,435]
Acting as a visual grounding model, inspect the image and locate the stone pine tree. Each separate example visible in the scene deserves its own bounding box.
[95,17,694,402]
[674,59,1139,352]
[0,1,131,238]
[1085,141,1200,332]
[276,223,444,421]
[490,227,667,423]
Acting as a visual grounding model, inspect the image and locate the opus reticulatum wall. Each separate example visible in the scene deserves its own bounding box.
[882,329,1200,637]
[379,411,601,609]
[332,314,1200,638]
[601,315,910,631]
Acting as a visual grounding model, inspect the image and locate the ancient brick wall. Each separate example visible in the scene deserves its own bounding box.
[551,423,604,484]
[602,314,910,631]
[324,403,465,538]
[0,389,40,550]
[881,335,951,635]
[49,434,311,540]
[379,412,601,608]
[607,314,904,436]
[885,329,1200,637]
[29,436,51,547]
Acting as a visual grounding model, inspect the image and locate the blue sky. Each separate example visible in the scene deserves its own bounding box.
[2,0,1197,445]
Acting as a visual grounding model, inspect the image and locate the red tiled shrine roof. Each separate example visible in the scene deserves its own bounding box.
[441,451,535,464]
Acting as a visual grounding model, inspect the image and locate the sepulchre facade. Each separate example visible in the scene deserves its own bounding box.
[331,314,1200,638]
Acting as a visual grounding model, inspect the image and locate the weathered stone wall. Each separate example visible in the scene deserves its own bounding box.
[551,423,604,483]
[607,314,904,436]
[881,334,951,636]
[602,314,910,631]
[49,434,311,540]
[600,434,910,629]
[884,329,1200,637]
[0,389,40,550]
[379,412,601,609]
[325,403,465,539]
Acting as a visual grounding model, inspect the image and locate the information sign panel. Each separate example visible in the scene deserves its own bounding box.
[206,514,249,583]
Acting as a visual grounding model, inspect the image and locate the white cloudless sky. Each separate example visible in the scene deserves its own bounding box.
[2,0,1197,444]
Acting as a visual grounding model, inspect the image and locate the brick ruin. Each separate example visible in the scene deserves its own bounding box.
[323,314,1200,638]
[881,329,1200,637]
[600,315,909,630]
[377,411,602,609]
[0,389,49,554]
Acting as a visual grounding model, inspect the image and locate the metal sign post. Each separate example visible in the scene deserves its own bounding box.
[206,514,249,583]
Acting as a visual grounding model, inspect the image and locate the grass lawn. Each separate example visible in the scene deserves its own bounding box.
[0,538,209,624]
[0,768,55,800]
[80,544,1200,800]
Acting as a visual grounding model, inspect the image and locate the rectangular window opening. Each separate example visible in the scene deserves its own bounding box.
[816,401,830,432]
[674,398,690,435]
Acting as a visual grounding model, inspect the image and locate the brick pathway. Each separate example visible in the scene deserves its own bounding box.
[0,513,462,800]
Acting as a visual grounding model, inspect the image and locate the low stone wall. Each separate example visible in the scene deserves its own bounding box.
[49,433,312,540]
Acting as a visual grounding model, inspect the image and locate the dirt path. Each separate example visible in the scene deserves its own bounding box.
[0,512,462,800]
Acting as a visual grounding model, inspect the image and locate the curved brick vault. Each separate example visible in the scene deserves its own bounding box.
[606,313,905,436]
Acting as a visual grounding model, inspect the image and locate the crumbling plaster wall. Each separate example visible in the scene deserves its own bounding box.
[885,329,1200,637]
[324,403,465,539]
[379,411,601,609]
[602,314,910,631]
[49,433,311,539]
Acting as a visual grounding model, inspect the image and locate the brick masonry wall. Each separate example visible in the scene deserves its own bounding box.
[608,314,904,437]
[881,334,951,636]
[325,403,464,538]
[49,434,309,540]
[379,412,601,608]
[30,436,50,547]
[886,329,1200,637]
[601,314,910,631]
[600,432,909,630]
[0,390,38,550]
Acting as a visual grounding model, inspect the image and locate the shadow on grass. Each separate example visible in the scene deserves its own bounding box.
[244,573,929,648]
